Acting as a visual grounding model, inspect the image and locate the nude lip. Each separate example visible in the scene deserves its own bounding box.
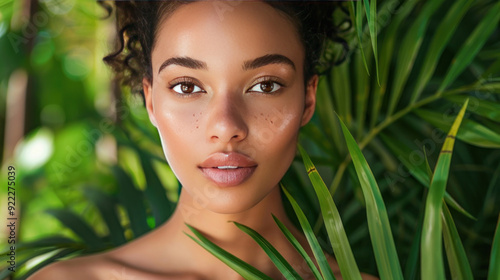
[198,152,257,187]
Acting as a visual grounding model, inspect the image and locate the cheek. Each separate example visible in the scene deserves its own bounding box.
[151,93,205,170]
[244,98,304,165]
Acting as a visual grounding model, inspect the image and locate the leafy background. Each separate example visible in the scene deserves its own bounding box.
[0,0,499,279]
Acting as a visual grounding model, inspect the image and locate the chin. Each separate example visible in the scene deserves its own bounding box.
[181,176,279,215]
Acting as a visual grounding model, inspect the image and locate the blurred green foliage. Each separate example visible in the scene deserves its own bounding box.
[0,0,499,279]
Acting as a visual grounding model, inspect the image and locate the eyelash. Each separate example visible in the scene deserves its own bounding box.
[168,77,205,96]
[167,76,285,96]
[248,77,284,94]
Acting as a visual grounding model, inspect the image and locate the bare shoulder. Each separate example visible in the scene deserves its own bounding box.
[28,242,201,280]
[28,253,113,280]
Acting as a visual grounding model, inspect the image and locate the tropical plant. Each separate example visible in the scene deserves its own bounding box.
[1,0,499,279]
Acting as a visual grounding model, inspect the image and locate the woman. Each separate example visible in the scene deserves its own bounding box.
[31,1,373,279]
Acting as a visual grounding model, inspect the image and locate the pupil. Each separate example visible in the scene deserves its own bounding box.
[260,82,273,92]
[181,83,194,93]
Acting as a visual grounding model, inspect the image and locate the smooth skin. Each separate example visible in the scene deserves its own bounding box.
[30,2,376,279]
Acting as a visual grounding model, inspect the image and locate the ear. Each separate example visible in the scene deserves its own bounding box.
[142,78,158,127]
[301,75,318,127]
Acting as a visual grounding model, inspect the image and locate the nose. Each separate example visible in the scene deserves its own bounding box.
[206,93,248,144]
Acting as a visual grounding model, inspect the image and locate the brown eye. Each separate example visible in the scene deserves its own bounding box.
[249,80,282,93]
[172,82,204,94]
[260,81,274,93]
[181,83,194,93]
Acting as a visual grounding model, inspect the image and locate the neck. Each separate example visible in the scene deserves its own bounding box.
[182,186,288,237]
[162,184,306,277]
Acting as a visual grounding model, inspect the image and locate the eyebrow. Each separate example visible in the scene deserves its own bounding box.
[243,54,296,71]
[157,53,296,74]
[158,57,208,74]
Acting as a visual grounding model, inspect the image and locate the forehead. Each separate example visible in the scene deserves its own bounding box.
[151,1,304,75]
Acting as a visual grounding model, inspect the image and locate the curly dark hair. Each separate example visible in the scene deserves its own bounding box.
[102,1,349,95]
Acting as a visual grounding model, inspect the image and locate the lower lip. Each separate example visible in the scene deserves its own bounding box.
[199,167,257,187]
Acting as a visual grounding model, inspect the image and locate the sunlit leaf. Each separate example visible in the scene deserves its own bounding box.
[112,166,150,238]
[137,150,174,225]
[421,99,468,279]
[16,248,80,280]
[46,209,106,251]
[0,248,56,280]
[298,145,362,280]
[82,187,127,247]
[338,116,403,280]
[415,108,500,148]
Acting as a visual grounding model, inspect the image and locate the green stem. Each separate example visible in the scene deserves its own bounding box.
[326,83,476,204]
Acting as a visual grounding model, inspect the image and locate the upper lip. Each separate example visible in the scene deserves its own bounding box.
[199,152,257,168]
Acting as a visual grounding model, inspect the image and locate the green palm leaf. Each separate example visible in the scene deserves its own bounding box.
[331,60,352,126]
[414,108,500,148]
[369,0,417,129]
[442,202,474,280]
[112,166,151,237]
[316,76,344,155]
[184,224,273,280]
[437,2,500,93]
[281,185,335,280]
[17,248,80,280]
[380,132,475,220]
[338,115,403,280]
[46,209,106,251]
[409,0,474,103]
[352,0,369,75]
[82,187,127,247]
[0,248,56,280]
[233,222,303,280]
[298,144,362,280]
[488,215,500,280]
[363,0,379,85]
[421,99,469,279]
[137,150,174,225]
[272,213,324,280]
[446,95,500,122]
[387,0,444,116]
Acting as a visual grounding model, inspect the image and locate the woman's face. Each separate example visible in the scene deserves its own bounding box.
[143,1,317,214]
